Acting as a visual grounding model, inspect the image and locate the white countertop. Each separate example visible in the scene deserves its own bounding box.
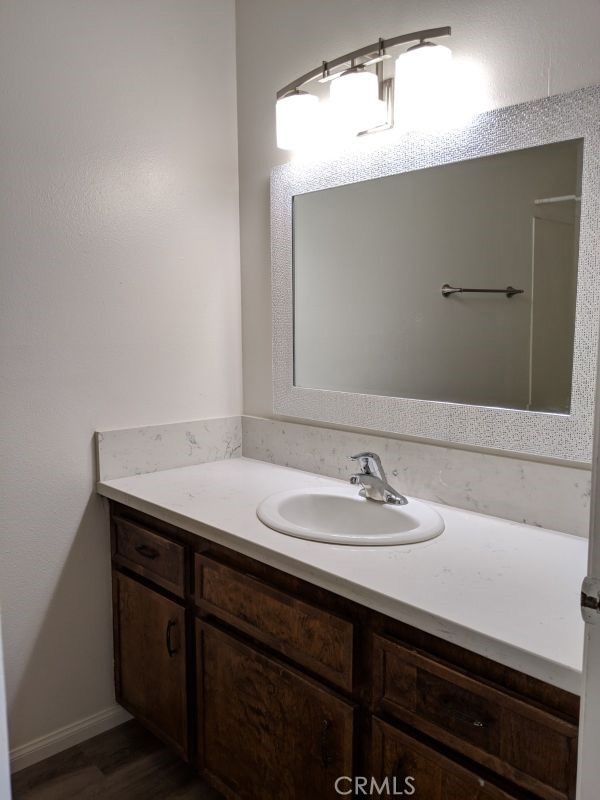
[97,457,588,695]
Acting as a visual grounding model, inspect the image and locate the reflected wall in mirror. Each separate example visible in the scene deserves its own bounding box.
[293,140,582,413]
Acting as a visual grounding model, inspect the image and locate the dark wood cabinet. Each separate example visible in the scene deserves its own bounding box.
[371,717,525,800]
[372,634,578,800]
[197,621,355,799]
[112,572,188,759]
[195,553,354,690]
[109,500,580,799]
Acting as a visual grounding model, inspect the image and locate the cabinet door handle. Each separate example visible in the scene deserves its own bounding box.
[320,719,333,768]
[135,544,159,560]
[166,619,178,657]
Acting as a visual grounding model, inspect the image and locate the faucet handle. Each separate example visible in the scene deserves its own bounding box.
[350,452,385,480]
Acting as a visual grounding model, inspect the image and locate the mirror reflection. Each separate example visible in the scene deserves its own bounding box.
[293,140,582,413]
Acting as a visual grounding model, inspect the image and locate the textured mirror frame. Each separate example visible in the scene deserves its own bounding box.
[271,86,600,462]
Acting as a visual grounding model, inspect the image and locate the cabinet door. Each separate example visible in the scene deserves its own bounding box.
[113,572,187,758]
[197,621,355,799]
[371,717,522,800]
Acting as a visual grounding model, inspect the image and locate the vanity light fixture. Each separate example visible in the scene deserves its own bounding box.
[275,89,320,151]
[275,26,451,150]
[329,65,386,136]
[394,41,453,131]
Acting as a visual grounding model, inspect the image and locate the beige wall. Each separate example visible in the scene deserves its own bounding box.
[235,0,600,418]
[0,0,241,753]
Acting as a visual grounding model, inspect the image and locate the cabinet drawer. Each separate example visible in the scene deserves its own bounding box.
[195,554,354,690]
[372,717,524,800]
[372,635,577,800]
[113,517,185,597]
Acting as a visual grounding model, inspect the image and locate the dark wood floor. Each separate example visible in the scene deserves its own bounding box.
[11,720,222,799]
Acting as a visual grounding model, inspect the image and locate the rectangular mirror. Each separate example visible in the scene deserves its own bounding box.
[272,87,600,462]
[293,140,582,414]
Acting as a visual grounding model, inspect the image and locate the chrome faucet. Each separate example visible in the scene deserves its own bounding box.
[349,452,408,506]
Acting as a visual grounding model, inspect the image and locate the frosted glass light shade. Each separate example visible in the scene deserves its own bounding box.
[329,69,385,136]
[394,42,452,131]
[276,91,319,151]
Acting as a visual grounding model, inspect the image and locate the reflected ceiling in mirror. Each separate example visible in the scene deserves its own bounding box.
[293,140,582,414]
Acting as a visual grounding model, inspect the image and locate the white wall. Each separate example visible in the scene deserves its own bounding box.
[235,0,600,419]
[0,621,11,797]
[0,0,241,756]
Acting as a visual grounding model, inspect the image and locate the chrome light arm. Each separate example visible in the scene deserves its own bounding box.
[276,27,451,99]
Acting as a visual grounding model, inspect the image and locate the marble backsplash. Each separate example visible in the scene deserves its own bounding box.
[242,416,592,537]
[96,416,242,481]
[95,414,591,536]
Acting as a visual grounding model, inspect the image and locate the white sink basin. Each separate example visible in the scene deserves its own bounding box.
[256,486,444,546]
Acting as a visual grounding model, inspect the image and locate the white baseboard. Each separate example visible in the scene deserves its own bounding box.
[10,704,131,774]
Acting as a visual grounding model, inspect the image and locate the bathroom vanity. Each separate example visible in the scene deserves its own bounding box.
[100,458,585,800]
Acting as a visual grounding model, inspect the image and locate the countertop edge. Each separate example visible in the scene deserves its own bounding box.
[97,479,583,696]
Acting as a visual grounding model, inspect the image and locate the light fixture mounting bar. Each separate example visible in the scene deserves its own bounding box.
[276,26,451,99]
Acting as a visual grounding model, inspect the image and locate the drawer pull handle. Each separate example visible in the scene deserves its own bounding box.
[166,619,178,657]
[320,719,333,768]
[444,700,486,729]
[135,544,159,560]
